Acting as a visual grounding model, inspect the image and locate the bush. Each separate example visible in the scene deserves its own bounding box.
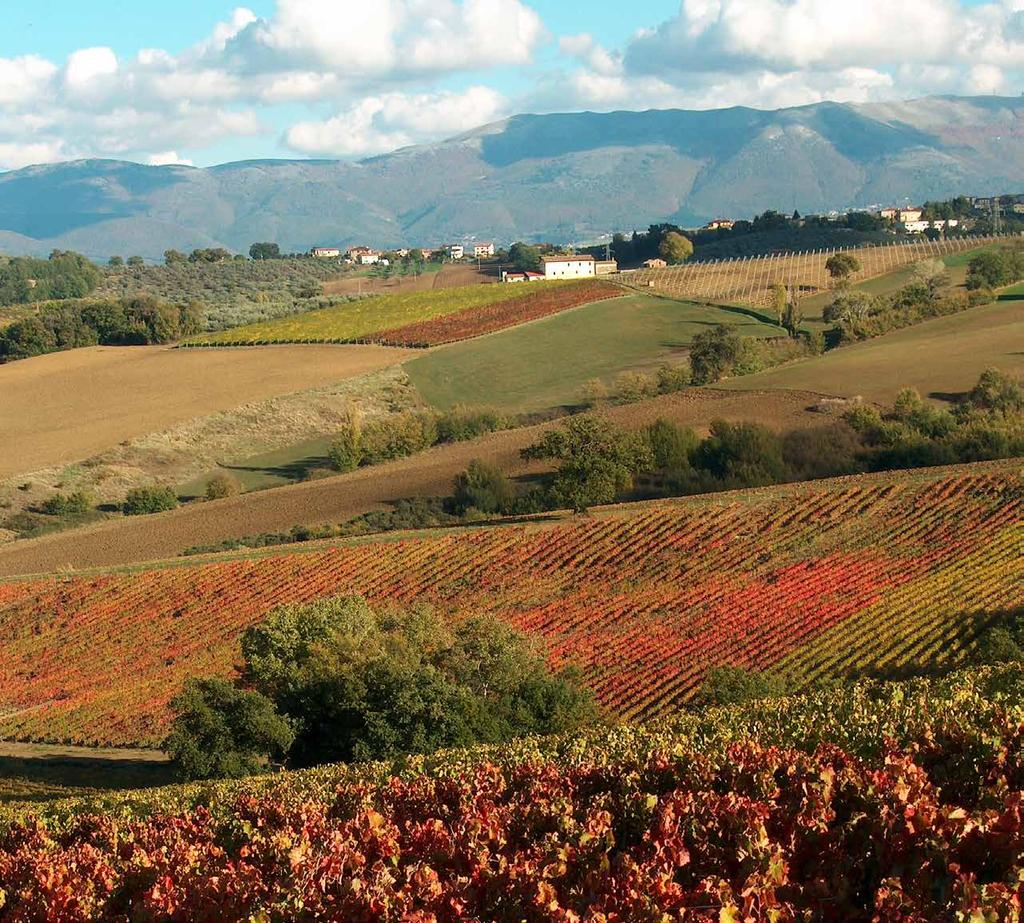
[655,363,690,393]
[435,405,506,443]
[644,419,698,474]
[205,473,240,501]
[692,420,788,487]
[613,370,656,404]
[328,420,362,473]
[38,490,93,517]
[580,378,609,408]
[123,485,179,515]
[695,666,790,706]
[360,411,439,465]
[165,678,294,780]
[689,324,743,385]
[450,459,515,516]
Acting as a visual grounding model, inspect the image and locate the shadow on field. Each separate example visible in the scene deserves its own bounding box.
[0,752,177,804]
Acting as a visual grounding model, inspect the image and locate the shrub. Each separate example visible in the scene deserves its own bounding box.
[655,363,690,393]
[165,677,294,780]
[644,419,698,473]
[613,370,656,404]
[205,473,240,501]
[435,405,507,443]
[360,411,439,465]
[123,485,179,515]
[450,459,515,516]
[580,378,609,408]
[695,665,790,706]
[38,490,93,517]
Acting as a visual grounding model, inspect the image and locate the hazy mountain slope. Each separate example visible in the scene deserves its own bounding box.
[0,95,1022,259]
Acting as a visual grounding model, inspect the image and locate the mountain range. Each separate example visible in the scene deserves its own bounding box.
[1,94,1023,260]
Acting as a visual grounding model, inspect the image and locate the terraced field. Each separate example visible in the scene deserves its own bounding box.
[184,280,620,347]
[0,461,1018,747]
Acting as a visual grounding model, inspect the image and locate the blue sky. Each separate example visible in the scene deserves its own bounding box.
[0,0,1020,170]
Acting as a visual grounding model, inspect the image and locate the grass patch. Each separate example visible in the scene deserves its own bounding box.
[406,295,781,413]
[179,436,335,497]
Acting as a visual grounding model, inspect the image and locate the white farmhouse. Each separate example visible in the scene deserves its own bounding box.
[541,254,596,279]
[448,244,465,260]
[473,242,496,258]
[311,247,341,258]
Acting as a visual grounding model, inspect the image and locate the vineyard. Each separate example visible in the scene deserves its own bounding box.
[2,665,1023,919]
[0,462,1019,747]
[626,234,1008,309]
[183,280,617,347]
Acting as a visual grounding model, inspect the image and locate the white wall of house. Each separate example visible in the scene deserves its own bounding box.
[542,258,596,279]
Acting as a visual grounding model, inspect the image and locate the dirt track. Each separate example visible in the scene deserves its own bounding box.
[0,389,827,577]
[0,344,414,479]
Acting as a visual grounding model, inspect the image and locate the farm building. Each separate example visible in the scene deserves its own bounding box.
[448,244,465,260]
[595,259,618,275]
[704,219,735,230]
[541,254,596,279]
[642,258,667,269]
[473,243,496,258]
[501,270,544,282]
[310,247,341,258]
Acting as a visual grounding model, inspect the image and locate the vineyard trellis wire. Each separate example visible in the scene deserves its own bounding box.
[622,234,1017,308]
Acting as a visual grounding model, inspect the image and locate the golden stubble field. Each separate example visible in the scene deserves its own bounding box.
[0,344,415,479]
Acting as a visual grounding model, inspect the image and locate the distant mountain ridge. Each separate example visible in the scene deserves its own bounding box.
[1,95,1023,260]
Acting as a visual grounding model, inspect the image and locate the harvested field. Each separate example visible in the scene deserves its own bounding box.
[0,388,826,576]
[720,298,1024,403]
[321,260,492,296]
[0,344,414,479]
[626,235,1004,309]
[0,460,1017,745]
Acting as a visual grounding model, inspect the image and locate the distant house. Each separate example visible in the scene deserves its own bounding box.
[704,219,734,231]
[904,218,959,234]
[473,242,496,258]
[594,259,618,275]
[879,207,900,221]
[311,247,341,258]
[448,244,465,260]
[642,258,667,269]
[347,246,381,264]
[541,254,596,279]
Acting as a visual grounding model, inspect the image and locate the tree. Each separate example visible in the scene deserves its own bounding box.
[164,249,186,265]
[450,459,514,515]
[693,420,788,487]
[644,419,698,473]
[771,283,787,327]
[126,255,145,267]
[108,256,124,267]
[238,596,597,769]
[507,242,541,272]
[522,415,652,513]
[165,678,294,780]
[659,231,694,265]
[688,324,743,385]
[782,288,804,338]
[249,242,281,260]
[823,290,874,327]
[825,252,861,285]
[328,407,363,472]
[960,368,1024,415]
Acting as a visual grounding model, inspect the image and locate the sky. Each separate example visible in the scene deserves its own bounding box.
[0,0,1021,170]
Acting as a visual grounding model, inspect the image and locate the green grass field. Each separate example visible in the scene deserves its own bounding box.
[720,298,1024,403]
[406,295,781,412]
[183,282,581,346]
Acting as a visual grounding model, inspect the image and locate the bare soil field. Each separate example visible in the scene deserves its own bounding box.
[0,344,414,479]
[0,388,827,576]
[322,261,495,297]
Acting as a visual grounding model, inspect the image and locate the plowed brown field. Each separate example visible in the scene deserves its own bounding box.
[0,344,414,478]
[0,388,826,576]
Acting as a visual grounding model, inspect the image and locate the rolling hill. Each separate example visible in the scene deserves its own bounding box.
[1,95,1023,259]
[0,460,1018,747]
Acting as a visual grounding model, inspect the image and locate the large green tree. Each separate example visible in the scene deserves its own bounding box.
[522,415,652,512]
[658,231,694,265]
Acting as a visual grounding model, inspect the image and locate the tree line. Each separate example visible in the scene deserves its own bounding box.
[0,250,100,305]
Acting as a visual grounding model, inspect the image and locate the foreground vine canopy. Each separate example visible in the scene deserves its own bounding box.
[2,666,1023,920]
[0,462,1019,747]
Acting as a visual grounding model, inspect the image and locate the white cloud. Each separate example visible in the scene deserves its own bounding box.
[146,151,195,167]
[0,56,57,108]
[286,85,507,156]
[64,47,119,96]
[0,141,66,170]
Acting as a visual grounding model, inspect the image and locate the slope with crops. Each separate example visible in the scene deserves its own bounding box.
[0,460,1019,748]
[183,280,622,347]
[2,665,1023,920]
